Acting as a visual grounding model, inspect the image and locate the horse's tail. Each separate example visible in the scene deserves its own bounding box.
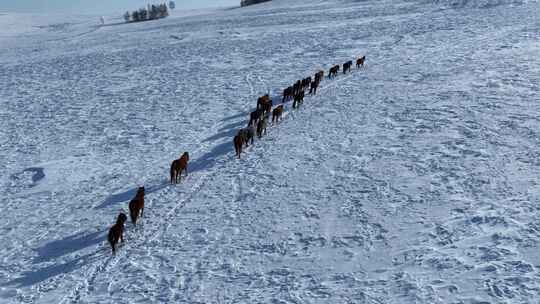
[170,162,175,184]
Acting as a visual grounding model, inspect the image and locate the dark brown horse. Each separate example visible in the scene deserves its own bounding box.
[170,152,189,184]
[293,90,304,108]
[237,127,252,147]
[309,80,319,95]
[128,186,145,225]
[301,77,312,90]
[234,134,245,158]
[314,70,324,83]
[243,124,256,146]
[328,65,339,78]
[343,60,353,74]
[257,94,270,110]
[282,86,293,102]
[356,56,366,68]
[272,105,284,123]
[293,80,302,95]
[259,97,272,116]
[257,116,267,138]
[249,108,263,126]
[108,212,127,254]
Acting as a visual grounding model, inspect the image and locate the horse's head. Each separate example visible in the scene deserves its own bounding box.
[117,213,128,224]
[137,187,145,196]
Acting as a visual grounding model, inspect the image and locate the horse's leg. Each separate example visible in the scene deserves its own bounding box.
[130,209,137,225]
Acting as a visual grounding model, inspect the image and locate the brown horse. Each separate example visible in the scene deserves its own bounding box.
[315,70,324,83]
[237,128,250,147]
[301,77,312,90]
[328,65,339,78]
[293,80,302,95]
[107,213,127,254]
[170,152,189,184]
[343,60,353,74]
[309,80,319,95]
[234,134,244,158]
[257,94,270,110]
[240,124,256,146]
[262,99,272,116]
[272,105,284,123]
[257,116,267,138]
[356,56,365,68]
[128,186,145,225]
[108,212,127,254]
[293,90,305,108]
[282,86,293,102]
[249,108,263,126]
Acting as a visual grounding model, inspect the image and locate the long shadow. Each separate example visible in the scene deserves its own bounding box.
[202,125,239,143]
[98,79,324,210]
[33,230,105,264]
[97,90,295,211]
[5,249,104,288]
[95,180,168,210]
[218,120,247,132]
[189,141,233,174]
[221,111,249,122]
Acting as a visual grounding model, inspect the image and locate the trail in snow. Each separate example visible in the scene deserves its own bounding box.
[62,53,364,303]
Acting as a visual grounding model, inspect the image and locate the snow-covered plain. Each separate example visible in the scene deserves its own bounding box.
[1,0,540,302]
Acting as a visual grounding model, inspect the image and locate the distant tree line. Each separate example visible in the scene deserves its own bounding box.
[124,3,172,23]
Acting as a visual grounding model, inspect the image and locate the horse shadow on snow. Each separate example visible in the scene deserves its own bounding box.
[4,230,107,287]
[98,109,249,210]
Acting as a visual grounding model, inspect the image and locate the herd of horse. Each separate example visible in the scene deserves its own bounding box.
[233,55,365,159]
[107,55,366,254]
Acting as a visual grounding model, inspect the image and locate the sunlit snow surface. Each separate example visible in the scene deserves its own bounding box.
[1,0,540,303]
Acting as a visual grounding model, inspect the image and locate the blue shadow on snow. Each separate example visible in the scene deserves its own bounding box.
[33,230,105,264]
[95,180,168,210]
[4,230,108,288]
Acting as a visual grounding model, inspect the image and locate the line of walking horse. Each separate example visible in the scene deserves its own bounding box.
[107,55,366,254]
[233,55,365,158]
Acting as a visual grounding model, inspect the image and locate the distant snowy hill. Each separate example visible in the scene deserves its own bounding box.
[1,0,540,303]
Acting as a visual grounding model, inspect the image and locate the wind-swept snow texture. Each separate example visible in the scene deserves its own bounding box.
[1,0,540,303]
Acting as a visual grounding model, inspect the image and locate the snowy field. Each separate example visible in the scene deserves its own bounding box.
[1,0,540,303]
